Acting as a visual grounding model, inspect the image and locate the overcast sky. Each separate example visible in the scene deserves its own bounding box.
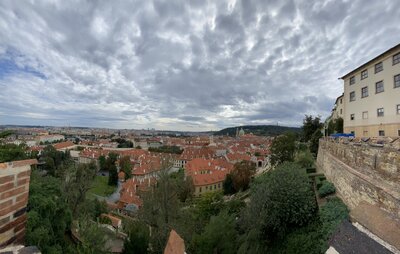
[0,0,399,131]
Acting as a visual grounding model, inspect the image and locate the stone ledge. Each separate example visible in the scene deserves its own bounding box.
[350,202,400,251]
[322,151,400,201]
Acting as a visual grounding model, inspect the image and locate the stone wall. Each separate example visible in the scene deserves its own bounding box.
[0,159,37,247]
[316,138,400,219]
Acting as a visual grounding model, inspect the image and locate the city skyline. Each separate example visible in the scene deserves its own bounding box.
[1,0,400,131]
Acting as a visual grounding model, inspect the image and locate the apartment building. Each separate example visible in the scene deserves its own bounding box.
[331,93,344,120]
[340,43,400,137]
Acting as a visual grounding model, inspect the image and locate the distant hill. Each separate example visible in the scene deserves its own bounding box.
[214,125,301,137]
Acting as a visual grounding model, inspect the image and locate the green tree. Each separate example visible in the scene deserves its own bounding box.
[191,211,238,254]
[270,132,296,166]
[108,164,118,186]
[41,145,71,176]
[334,117,344,133]
[241,162,317,249]
[231,161,256,192]
[98,155,106,171]
[310,129,323,156]
[26,171,73,253]
[223,174,235,195]
[170,169,194,202]
[119,156,132,179]
[139,169,181,253]
[75,218,109,254]
[302,115,324,142]
[105,153,119,186]
[123,221,150,254]
[63,162,97,216]
[0,130,14,138]
[327,119,335,136]
[0,143,27,162]
[294,149,314,169]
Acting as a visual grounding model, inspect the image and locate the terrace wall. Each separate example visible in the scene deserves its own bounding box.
[317,138,399,218]
[0,159,37,247]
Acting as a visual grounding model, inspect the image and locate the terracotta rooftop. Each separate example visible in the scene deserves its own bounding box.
[164,230,185,254]
[52,141,75,150]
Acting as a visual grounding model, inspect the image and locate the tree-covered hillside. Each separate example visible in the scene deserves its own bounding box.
[215,125,301,137]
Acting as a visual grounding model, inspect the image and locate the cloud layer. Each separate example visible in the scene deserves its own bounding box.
[0,0,399,131]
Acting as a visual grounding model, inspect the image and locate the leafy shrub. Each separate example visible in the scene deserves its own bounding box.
[315,175,326,189]
[318,181,336,198]
[306,167,316,174]
[295,150,315,169]
[241,162,317,244]
[268,197,349,254]
[319,197,349,237]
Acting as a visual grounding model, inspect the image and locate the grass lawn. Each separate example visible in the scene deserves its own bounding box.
[87,176,116,199]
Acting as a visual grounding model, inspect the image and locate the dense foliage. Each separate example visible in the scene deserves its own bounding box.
[240,162,317,251]
[270,132,296,166]
[318,181,336,198]
[148,145,183,154]
[114,138,134,148]
[215,125,301,137]
[119,156,132,179]
[26,171,72,253]
[302,115,324,142]
[302,115,324,156]
[123,221,150,254]
[105,153,118,186]
[191,211,238,254]
[223,161,256,194]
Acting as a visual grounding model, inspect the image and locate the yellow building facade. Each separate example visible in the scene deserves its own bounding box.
[341,44,400,137]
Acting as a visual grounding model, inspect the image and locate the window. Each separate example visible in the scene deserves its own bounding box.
[350,131,355,135]
[377,108,384,117]
[397,104,400,115]
[199,187,202,192]
[379,130,385,136]
[350,114,355,120]
[398,130,400,137]
[375,81,384,93]
[394,74,400,88]
[340,109,342,114]
[393,52,400,65]
[375,62,383,73]
[361,86,368,98]
[350,91,356,101]
[362,111,368,119]
[350,76,355,85]
[363,130,368,137]
[340,98,343,104]
[361,69,368,80]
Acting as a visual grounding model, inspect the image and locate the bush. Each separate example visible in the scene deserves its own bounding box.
[268,197,349,254]
[241,162,317,244]
[315,175,326,189]
[319,197,349,238]
[318,181,336,198]
[306,168,316,174]
[295,150,315,169]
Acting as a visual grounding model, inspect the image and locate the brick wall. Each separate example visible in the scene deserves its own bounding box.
[316,138,400,218]
[0,159,37,248]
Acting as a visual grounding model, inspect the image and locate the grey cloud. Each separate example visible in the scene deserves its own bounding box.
[0,0,399,131]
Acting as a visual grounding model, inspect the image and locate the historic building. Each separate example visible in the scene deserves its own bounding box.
[340,43,400,137]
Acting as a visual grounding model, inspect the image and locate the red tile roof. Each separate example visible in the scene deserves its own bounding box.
[185,158,233,186]
[52,141,75,150]
[164,230,185,254]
